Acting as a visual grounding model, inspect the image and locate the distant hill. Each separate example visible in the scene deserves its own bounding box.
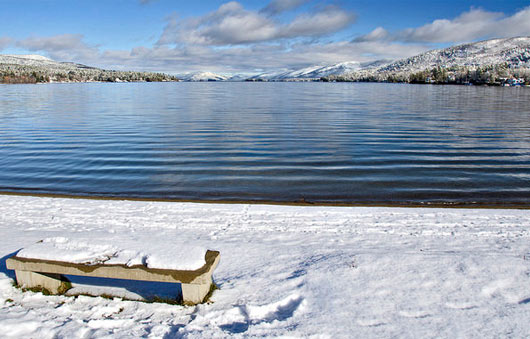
[324,37,530,85]
[0,54,95,69]
[177,71,229,82]
[246,61,393,81]
[0,55,178,84]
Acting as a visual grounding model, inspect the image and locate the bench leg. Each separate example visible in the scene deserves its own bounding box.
[15,270,68,294]
[181,281,211,305]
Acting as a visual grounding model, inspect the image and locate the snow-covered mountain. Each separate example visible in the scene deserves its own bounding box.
[0,54,94,70]
[247,37,530,82]
[0,54,54,64]
[375,36,530,74]
[177,71,229,81]
[248,61,368,81]
[246,60,395,81]
[5,36,529,84]
[321,36,530,84]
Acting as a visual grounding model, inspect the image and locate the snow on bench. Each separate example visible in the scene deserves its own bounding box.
[6,237,220,304]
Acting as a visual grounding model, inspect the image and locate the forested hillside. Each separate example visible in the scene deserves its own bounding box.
[0,55,178,84]
[323,37,530,85]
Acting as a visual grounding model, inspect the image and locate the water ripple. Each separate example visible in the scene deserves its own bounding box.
[0,82,529,205]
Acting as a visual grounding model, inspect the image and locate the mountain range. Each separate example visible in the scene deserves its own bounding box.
[1,37,529,84]
[324,36,530,84]
[246,61,368,81]
[180,37,530,83]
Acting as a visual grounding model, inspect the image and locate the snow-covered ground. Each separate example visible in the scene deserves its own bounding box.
[0,195,529,338]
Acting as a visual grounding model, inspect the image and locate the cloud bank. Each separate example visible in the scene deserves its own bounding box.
[355,7,530,43]
[99,40,427,74]
[4,3,530,74]
[0,37,12,51]
[158,2,355,46]
[16,34,98,61]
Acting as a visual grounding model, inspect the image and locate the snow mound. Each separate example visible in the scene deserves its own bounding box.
[16,237,207,270]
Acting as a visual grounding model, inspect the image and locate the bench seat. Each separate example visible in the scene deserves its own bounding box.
[6,250,220,305]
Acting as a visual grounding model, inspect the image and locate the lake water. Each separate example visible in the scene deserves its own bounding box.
[0,82,529,206]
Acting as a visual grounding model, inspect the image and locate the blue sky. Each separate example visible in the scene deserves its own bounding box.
[1,0,529,74]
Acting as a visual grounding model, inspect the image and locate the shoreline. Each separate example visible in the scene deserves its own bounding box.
[1,190,528,210]
[2,80,529,86]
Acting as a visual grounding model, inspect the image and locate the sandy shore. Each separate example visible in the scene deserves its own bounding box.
[1,190,528,209]
[0,194,529,338]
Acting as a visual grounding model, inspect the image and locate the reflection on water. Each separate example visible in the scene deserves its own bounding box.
[0,82,529,205]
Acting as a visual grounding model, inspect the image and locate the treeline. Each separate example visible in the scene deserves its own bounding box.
[323,64,530,86]
[0,64,178,84]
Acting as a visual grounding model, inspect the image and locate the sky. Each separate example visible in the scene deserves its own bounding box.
[1,0,529,74]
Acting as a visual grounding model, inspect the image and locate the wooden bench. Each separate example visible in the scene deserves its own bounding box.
[6,250,220,305]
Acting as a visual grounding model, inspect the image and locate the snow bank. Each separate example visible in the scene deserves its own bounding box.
[0,195,529,338]
[16,236,207,270]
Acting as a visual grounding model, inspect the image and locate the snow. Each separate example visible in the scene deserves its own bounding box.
[0,54,58,67]
[0,54,94,75]
[16,237,207,270]
[0,195,529,337]
[2,54,53,62]
[373,36,530,74]
[17,237,119,265]
[177,71,229,82]
[249,61,364,81]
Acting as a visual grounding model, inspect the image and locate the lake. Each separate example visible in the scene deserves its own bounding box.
[0,82,529,206]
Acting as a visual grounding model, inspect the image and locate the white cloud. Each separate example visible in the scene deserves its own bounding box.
[16,34,99,62]
[0,37,13,51]
[6,27,428,74]
[281,5,355,38]
[157,1,354,46]
[15,5,530,75]
[398,8,503,43]
[355,7,530,44]
[96,39,428,74]
[496,6,530,38]
[353,27,389,42]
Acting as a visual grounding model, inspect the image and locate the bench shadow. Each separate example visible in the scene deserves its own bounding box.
[0,250,20,280]
[64,274,183,302]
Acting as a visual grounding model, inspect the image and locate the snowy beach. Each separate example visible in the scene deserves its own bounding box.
[0,195,529,338]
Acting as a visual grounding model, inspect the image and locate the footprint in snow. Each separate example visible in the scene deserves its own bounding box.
[219,294,305,334]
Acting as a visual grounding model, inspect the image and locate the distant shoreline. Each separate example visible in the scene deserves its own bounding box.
[1,79,529,87]
[0,79,179,85]
[1,191,528,210]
